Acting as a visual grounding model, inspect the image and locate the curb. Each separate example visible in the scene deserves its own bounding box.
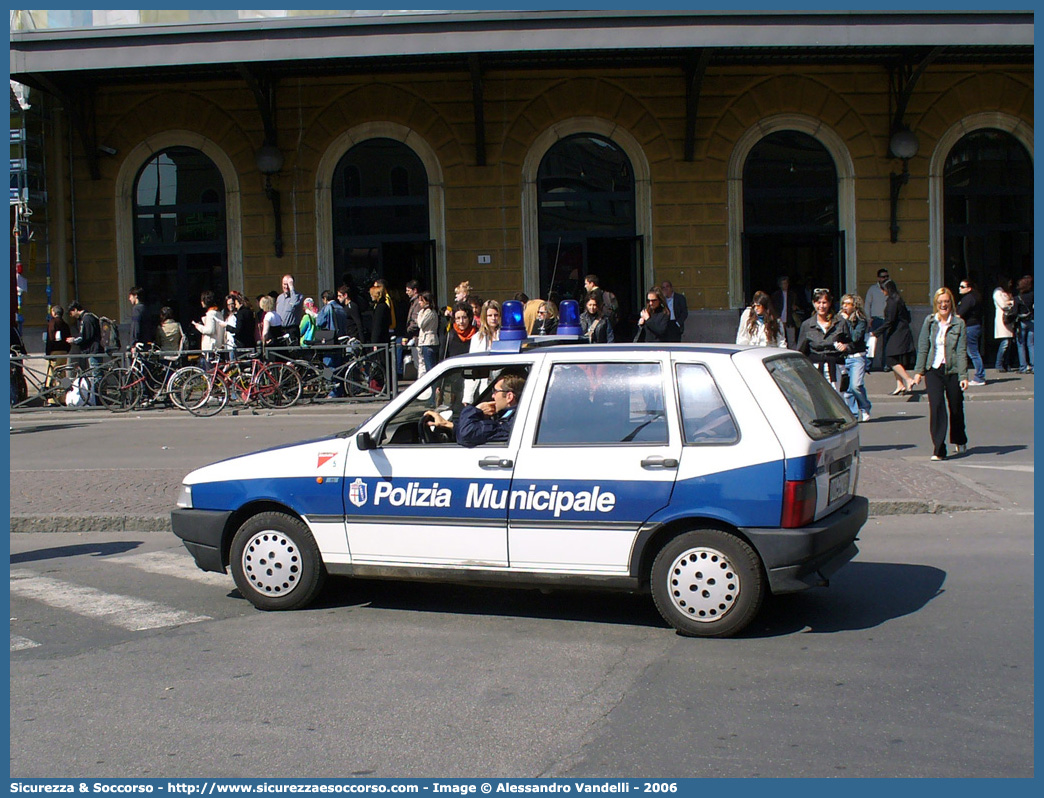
[8,499,993,533]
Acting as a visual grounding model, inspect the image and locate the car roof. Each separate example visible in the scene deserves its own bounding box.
[474,341,797,358]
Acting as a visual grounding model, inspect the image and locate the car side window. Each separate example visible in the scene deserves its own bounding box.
[535,362,667,445]
[676,363,739,444]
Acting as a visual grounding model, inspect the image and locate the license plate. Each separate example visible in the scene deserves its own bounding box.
[828,470,850,504]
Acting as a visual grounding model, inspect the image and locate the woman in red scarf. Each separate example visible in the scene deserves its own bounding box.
[441,302,476,360]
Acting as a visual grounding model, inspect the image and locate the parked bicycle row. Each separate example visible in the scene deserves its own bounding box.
[9,340,396,414]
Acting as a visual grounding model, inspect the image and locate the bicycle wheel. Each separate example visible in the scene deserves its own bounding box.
[294,360,326,404]
[257,362,303,409]
[343,357,387,398]
[97,368,143,412]
[180,370,229,417]
[167,366,205,411]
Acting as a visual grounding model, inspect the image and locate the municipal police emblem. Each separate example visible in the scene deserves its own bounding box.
[348,478,368,508]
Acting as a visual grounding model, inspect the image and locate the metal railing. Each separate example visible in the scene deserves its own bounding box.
[10,341,399,411]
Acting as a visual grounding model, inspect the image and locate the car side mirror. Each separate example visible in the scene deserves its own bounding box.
[355,431,376,451]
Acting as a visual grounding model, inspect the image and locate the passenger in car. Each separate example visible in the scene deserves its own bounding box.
[423,371,526,447]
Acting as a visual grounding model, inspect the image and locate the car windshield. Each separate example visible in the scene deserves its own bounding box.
[763,354,856,440]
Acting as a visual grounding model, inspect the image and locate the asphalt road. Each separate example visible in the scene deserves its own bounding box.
[7,392,1035,778]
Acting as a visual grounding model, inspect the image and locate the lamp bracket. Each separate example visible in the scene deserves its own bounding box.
[888,47,943,140]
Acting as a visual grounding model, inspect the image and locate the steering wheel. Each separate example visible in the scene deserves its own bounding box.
[418,414,452,444]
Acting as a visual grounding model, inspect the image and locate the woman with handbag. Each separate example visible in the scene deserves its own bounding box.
[580,291,615,343]
[796,287,852,394]
[912,287,969,461]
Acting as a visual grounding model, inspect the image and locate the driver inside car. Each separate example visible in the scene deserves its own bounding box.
[423,371,525,447]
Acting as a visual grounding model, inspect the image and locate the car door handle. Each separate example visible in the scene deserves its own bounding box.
[479,456,513,469]
[641,456,678,469]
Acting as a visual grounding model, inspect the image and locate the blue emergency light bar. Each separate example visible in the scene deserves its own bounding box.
[500,299,527,340]
[557,299,581,335]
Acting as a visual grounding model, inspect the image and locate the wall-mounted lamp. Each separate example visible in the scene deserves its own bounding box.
[888,128,919,244]
[255,143,285,258]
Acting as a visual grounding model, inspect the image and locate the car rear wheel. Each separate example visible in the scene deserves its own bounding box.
[650,529,764,638]
[230,511,326,611]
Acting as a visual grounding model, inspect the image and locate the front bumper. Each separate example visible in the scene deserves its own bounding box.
[742,495,868,594]
[170,508,233,573]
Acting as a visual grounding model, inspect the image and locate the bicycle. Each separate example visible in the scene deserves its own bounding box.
[95,343,201,412]
[334,342,389,398]
[180,349,303,417]
[9,349,83,408]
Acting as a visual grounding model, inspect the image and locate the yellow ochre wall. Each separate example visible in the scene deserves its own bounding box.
[32,62,1032,326]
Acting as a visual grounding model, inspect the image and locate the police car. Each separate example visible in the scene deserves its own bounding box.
[172,301,867,638]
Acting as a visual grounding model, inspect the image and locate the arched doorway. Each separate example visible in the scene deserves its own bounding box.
[132,146,227,332]
[942,129,1033,292]
[536,133,639,328]
[331,138,434,314]
[741,131,841,305]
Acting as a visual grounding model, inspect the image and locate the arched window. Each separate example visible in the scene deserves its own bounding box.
[332,138,433,300]
[943,129,1033,290]
[742,131,840,304]
[537,134,638,329]
[132,146,227,332]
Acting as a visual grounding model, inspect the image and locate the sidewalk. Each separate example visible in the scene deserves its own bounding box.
[8,371,1032,533]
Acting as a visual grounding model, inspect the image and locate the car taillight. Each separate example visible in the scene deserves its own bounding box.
[781,479,817,528]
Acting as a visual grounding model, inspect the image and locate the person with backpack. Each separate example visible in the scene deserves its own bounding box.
[66,301,103,372]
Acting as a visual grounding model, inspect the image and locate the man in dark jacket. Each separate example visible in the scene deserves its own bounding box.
[337,284,365,342]
[422,372,525,447]
[66,301,104,370]
[771,274,809,349]
[128,286,152,346]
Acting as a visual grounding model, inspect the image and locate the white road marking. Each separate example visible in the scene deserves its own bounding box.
[9,569,211,631]
[106,550,231,587]
[10,634,41,651]
[950,464,1034,473]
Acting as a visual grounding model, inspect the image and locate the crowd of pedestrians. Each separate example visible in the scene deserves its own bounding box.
[22,264,1034,462]
[736,268,1033,459]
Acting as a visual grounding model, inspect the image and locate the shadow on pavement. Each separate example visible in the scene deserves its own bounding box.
[292,561,944,638]
[310,577,668,629]
[10,540,143,564]
[859,443,918,453]
[10,422,94,435]
[963,444,1028,456]
[748,561,945,636]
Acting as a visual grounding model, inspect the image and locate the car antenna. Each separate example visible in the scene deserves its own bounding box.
[547,236,562,299]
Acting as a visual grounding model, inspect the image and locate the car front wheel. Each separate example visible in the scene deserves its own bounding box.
[230,512,326,610]
[650,529,764,638]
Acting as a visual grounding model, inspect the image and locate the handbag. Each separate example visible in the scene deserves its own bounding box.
[313,328,338,344]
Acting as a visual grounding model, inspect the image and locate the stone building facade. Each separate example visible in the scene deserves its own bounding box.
[11,10,1033,342]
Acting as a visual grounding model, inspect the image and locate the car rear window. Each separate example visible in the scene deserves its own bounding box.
[763,354,856,440]
[676,363,739,444]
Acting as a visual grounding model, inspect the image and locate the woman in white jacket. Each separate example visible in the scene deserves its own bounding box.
[736,291,787,348]
[191,290,225,359]
[993,280,1017,371]
[464,299,502,403]
[415,291,440,378]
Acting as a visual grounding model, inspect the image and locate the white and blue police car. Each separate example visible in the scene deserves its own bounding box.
[172,300,867,637]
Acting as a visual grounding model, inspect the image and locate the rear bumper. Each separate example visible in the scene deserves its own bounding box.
[170,508,232,574]
[741,495,868,594]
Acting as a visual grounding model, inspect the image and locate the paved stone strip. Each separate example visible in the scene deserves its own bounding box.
[9,568,211,631]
